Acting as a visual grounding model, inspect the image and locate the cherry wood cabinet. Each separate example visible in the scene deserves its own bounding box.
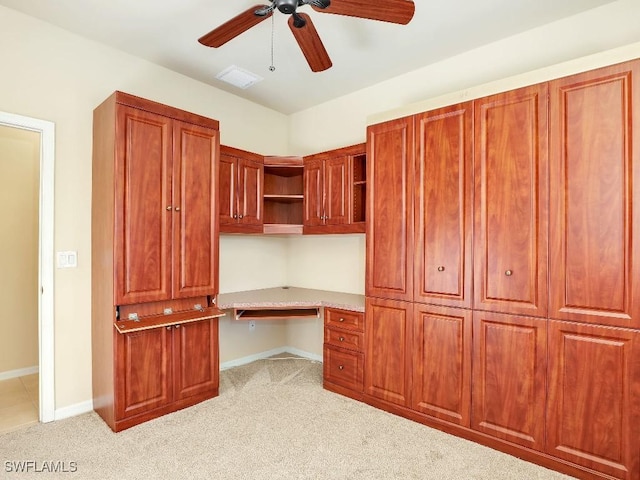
[411,304,471,427]
[366,117,415,302]
[364,297,412,407]
[546,320,640,479]
[549,60,640,329]
[263,156,304,234]
[303,143,366,234]
[471,311,547,451]
[414,103,473,309]
[219,145,263,234]
[473,84,549,318]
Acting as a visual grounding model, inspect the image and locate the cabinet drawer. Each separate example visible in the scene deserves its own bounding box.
[324,327,364,352]
[323,345,364,392]
[325,308,364,332]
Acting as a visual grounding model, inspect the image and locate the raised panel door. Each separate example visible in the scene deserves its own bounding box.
[324,156,349,225]
[473,84,549,317]
[237,157,263,226]
[366,117,414,301]
[115,105,172,305]
[412,304,471,427]
[549,60,640,329]
[546,320,640,479]
[115,327,172,419]
[303,158,323,226]
[172,319,219,401]
[364,297,412,406]
[471,311,547,451]
[172,121,219,298]
[219,153,236,226]
[415,103,473,308]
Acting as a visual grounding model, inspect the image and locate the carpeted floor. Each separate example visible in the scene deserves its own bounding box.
[0,356,574,479]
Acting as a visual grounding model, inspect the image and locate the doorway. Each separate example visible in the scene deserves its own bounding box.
[0,112,54,428]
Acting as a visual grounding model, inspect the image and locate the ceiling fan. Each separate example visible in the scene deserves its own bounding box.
[198,0,416,73]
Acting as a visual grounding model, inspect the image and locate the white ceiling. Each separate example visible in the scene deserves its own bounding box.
[0,0,615,114]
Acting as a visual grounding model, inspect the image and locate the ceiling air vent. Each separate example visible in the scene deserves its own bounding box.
[216,65,263,89]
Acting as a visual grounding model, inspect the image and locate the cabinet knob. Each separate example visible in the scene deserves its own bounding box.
[339,317,345,322]
[166,326,172,330]
[338,365,344,370]
[505,270,513,276]
[339,336,345,342]
[166,205,172,211]
[437,266,445,272]
[175,206,181,212]
[239,214,244,219]
[175,324,180,329]
[233,214,238,219]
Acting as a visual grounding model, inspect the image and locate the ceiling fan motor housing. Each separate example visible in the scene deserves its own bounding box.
[276,0,298,14]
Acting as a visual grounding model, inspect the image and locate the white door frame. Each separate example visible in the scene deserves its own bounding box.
[0,111,55,423]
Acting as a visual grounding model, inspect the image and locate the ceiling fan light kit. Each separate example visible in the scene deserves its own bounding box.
[198,0,415,73]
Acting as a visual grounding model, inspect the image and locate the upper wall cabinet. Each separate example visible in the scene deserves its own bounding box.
[303,143,366,234]
[414,103,473,309]
[112,102,219,305]
[366,117,415,302]
[219,145,263,234]
[473,83,549,318]
[549,60,640,329]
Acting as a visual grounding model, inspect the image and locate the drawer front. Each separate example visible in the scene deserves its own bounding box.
[325,308,364,332]
[325,327,364,352]
[323,345,364,392]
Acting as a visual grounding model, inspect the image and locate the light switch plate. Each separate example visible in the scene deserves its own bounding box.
[57,251,78,268]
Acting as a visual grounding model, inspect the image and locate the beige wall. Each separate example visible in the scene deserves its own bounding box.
[2,0,640,412]
[0,125,40,374]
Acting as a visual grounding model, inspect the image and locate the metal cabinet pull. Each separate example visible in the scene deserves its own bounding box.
[175,207,181,212]
[166,205,172,211]
[338,365,344,370]
[339,317,345,322]
[339,337,345,342]
[437,266,445,272]
[505,270,513,276]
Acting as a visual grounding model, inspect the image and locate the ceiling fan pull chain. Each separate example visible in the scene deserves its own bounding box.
[269,13,276,72]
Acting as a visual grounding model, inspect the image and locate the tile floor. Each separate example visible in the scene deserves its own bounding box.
[0,374,39,434]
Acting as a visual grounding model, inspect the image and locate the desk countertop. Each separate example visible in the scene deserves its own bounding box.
[217,287,365,313]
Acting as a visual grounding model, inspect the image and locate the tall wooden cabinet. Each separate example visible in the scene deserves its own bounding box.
[360,60,640,480]
[92,92,224,432]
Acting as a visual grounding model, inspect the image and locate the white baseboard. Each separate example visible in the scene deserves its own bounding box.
[220,346,322,370]
[0,365,39,381]
[54,400,94,421]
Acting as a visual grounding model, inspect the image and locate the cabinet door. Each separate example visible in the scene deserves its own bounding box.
[366,117,414,301]
[237,157,263,227]
[115,106,172,305]
[219,154,237,226]
[172,121,219,298]
[471,311,547,451]
[473,84,549,317]
[549,60,640,329]
[303,158,324,226]
[412,304,471,427]
[115,327,172,419]
[364,297,412,406]
[324,156,349,225]
[172,319,219,401]
[546,320,640,479]
[415,103,473,308]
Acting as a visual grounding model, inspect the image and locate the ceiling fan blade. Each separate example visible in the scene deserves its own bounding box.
[312,0,415,25]
[199,5,273,48]
[288,13,332,73]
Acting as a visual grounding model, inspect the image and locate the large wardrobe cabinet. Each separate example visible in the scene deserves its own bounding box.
[360,59,640,480]
[92,92,224,432]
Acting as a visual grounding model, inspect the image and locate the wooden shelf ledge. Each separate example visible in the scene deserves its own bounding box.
[114,306,226,333]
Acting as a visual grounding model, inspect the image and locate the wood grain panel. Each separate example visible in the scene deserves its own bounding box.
[365,297,412,406]
[546,320,640,479]
[412,304,471,427]
[415,103,473,308]
[323,345,364,392]
[325,156,349,225]
[172,121,219,298]
[303,158,323,226]
[115,106,172,305]
[549,60,640,329]
[471,311,547,451]
[473,84,548,317]
[366,117,414,301]
[116,327,172,419]
[218,153,236,226]
[238,157,263,226]
[173,318,219,400]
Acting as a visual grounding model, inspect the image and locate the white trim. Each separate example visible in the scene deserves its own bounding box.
[0,366,39,381]
[0,111,55,423]
[54,400,93,421]
[220,347,322,370]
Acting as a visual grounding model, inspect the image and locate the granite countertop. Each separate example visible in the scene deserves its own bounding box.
[217,287,365,313]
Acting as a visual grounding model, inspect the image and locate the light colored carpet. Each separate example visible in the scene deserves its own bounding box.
[1,357,574,479]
